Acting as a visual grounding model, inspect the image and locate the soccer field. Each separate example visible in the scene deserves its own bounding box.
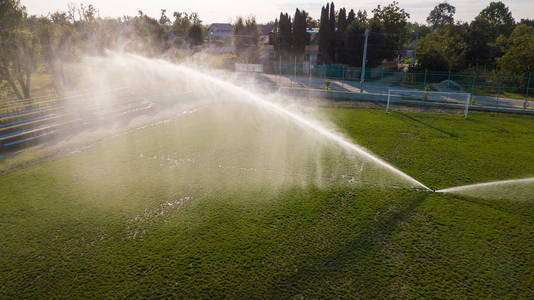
[1,104,533,298]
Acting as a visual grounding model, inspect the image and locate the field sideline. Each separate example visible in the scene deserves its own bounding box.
[1,105,533,298]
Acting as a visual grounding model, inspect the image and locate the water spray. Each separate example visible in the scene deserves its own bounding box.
[112,53,432,191]
[436,177,534,194]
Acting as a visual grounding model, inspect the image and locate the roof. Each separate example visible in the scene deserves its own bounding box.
[260,25,274,36]
[208,23,233,31]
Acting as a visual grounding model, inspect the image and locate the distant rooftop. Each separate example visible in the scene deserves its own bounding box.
[208,23,233,31]
[260,25,274,36]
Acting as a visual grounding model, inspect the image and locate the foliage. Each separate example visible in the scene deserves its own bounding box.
[426,2,456,29]
[418,24,468,71]
[292,9,308,57]
[0,0,37,99]
[477,1,515,38]
[497,24,534,76]
[170,12,201,37]
[187,24,203,46]
[335,8,348,63]
[275,13,291,58]
[371,1,410,61]
[324,79,331,89]
[233,17,259,63]
[159,9,170,26]
[318,3,332,64]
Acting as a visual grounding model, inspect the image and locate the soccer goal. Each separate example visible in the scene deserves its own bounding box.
[386,89,472,119]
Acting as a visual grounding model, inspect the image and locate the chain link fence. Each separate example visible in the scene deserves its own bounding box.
[263,61,533,110]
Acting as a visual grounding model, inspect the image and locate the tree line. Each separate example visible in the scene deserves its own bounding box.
[271,1,534,77]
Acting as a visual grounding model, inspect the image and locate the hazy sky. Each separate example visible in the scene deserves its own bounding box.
[21,0,532,25]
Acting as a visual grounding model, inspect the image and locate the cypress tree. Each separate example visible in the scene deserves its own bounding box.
[292,8,308,57]
[348,9,356,25]
[336,8,347,63]
[328,2,336,63]
[318,5,329,64]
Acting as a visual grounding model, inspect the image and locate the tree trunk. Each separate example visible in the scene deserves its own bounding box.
[6,76,23,100]
[1,67,24,100]
[16,74,29,99]
[23,71,31,99]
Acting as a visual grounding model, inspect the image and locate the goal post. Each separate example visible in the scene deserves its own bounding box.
[386,89,472,119]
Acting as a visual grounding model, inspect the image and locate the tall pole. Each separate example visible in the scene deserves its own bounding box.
[360,28,369,94]
[279,55,282,86]
[308,55,312,89]
[524,73,531,109]
[413,30,419,66]
[294,56,297,86]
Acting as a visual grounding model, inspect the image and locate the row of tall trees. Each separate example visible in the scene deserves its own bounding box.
[298,0,533,76]
[318,1,410,67]
[272,9,309,60]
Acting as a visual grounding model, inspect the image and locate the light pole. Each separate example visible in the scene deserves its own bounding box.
[360,28,369,94]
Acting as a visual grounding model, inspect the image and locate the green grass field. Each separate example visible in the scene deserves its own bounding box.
[1,103,533,298]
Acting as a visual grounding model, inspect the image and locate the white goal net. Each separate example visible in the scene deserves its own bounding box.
[386,89,472,118]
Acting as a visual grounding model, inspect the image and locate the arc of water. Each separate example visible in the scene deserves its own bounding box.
[137,58,431,191]
[437,177,534,193]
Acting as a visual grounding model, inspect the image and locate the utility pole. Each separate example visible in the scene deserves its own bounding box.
[360,28,369,94]
[413,30,419,66]
[308,55,312,89]
[279,55,282,86]
[524,73,531,109]
[294,56,297,86]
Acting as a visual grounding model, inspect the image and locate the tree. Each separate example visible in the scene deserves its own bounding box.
[347,9,356,25]
[171,12,191,36]
[328,2,336,62]
[418,24,467,71]
[187,24,203,46]
[306,15,318,28]
[520,19,534,27]
[318,4,330,64]
[372,1,410,61]
[345,20,365,67]
[356,10,368,24]
[497,24,534,76]
[275,13,292,58]
[233,16,259,63]
[336,8,348,63]
[159,9,170,26]
[292,9,308,57]
[465,1,514,68]
[466,17,495,67]
[477,1,514,38]
[0,0,37,99]
[427,2,455,29]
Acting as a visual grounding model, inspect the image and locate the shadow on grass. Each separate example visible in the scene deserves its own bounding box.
[396,112,459,138]
[266,191,430,297]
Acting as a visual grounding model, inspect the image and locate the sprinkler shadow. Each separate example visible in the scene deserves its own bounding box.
[396,112,459,138]
[265,190,430,297]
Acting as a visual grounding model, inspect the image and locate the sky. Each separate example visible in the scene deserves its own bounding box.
[21,0,532,25]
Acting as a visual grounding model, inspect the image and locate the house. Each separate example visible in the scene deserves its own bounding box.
[260,25,274,45]
[207,23,233,42]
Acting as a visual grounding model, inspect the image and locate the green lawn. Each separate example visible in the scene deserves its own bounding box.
[1,104,533,298]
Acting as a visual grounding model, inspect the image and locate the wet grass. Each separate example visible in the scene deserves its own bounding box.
[1,105,534,298]
[323,108,534,189]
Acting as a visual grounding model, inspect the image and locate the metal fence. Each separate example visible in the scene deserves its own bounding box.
[266,62,533,109]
